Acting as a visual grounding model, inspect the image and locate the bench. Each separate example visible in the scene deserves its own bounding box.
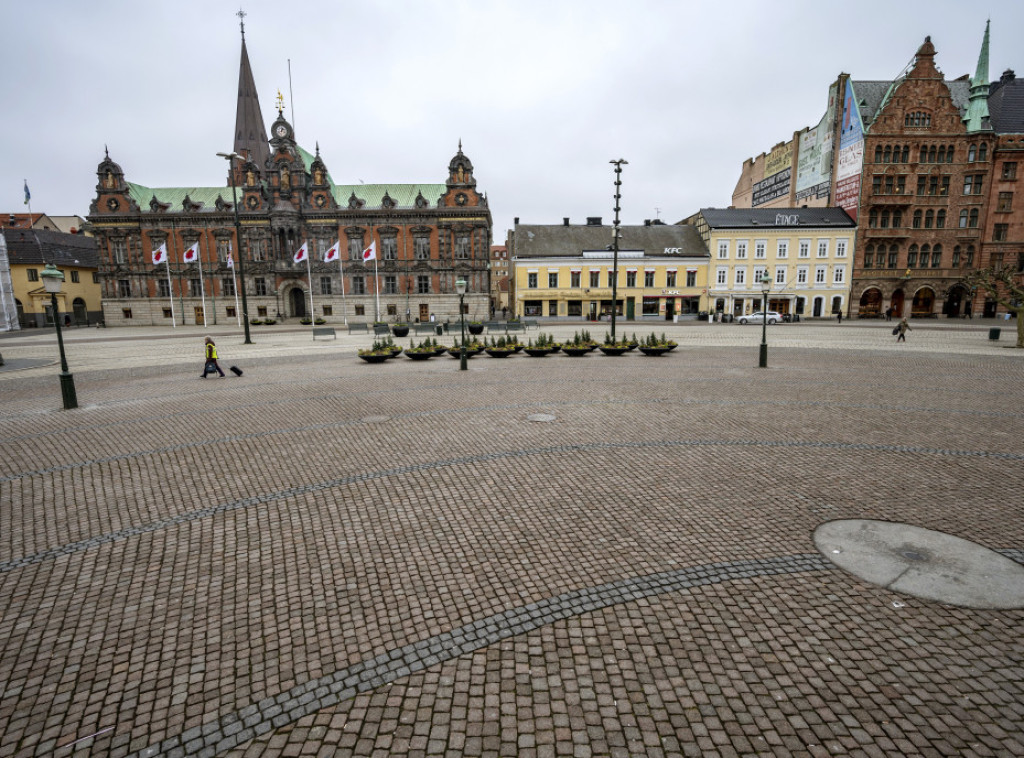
[521,319,537,329]
[484,321,503,333]
[414,323,439,335]
[505,322,526,332]
[373,324,391,336]
[312,327,336,340]
[347,323,369,334]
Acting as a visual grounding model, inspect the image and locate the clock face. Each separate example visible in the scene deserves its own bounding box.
[455,193,468,206]
[107,198,120,211]
[314,194,326,207]
[246,195,259,209]
[275,124,288,138]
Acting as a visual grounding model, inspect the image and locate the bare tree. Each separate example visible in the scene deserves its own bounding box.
[959,266,1024,348]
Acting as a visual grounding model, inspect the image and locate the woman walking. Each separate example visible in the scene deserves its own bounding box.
[896,318,911,343]
[201,336,225,377]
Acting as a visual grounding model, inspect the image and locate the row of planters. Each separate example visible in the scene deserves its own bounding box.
[249,318,278,325]
[358,331,677,362]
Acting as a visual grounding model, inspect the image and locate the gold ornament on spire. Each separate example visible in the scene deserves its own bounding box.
[276,89,285,114]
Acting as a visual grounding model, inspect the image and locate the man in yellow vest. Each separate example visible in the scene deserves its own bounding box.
[201,336,225,378]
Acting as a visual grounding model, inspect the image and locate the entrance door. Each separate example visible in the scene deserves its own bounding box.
[73,298,88,325]
[194,306,205,325]
[626,298,635,320]
[890,289,905,318]
[589,302,597,321]
[812,297,823,317]
[419,303,430,322]
[290,288,306,318]
[944,287,964,318]
[665,300,674,321]
[911,287,935,317]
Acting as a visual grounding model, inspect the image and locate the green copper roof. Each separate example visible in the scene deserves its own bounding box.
[964,20,992,133]
[126,182,234,210]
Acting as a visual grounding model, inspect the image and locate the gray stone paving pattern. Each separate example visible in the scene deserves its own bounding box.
[0,322,1022,756]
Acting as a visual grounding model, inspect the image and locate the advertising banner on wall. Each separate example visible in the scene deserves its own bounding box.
[834,79,864,221]
[795,82,837,202]
[753,141,794,207]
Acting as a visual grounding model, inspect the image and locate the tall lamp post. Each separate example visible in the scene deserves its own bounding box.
[609,159,627,342]
[39,264,78,409]
[758,271,771,368]
[217,152,253,344]
[456,278,468,371]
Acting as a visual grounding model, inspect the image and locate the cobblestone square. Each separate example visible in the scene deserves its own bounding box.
[1,321,1022,757]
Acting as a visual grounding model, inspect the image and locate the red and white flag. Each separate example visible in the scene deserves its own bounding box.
[226,255,234,269]
[183,243,199,263]
[362,240,376,262]
[323,240,340,263]
[293,241,308,263]
[152,242,168,265]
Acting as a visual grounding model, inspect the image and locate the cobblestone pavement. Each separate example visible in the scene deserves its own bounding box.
[0,323,1022,757]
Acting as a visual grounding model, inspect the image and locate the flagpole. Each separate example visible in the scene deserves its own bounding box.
[166,257,176,327]
[229,246,240,327]
[305,243,315,337]
[338,245,347,325]
[373,256,381,323]
[197,244,207,328]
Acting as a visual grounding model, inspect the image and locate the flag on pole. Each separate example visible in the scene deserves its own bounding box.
[23,181,30,205]
[226,254,234,269]
[362,240,376,262]
[294,241,308,263]
[152,242,168,265]
[183,242,199,263]
[323,241,340,263]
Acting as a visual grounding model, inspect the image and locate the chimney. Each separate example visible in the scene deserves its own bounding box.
[513,217,519,225]
[1002,68,1016,83]
[644,219,651,226]
[563,217,569,226]
[586,217,602,226]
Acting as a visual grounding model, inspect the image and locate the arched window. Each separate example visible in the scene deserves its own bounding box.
[902,145,910,163]
[952,245,961,266]
[869,209,879,228]
[932,244,942,268]
[880,210,890,228]
[968,144,977,162]
[883,146,892,163]
[937,146,946,163]
[865,244,875,267]
[875,146,883,163]
[924,210,934,229]
[928,146,937,163]
[936,210,946,229]
[969,208,979,227]
[959,209,969,228]
[892,210,903,228]
[889,244,899,268]
[913,210,923,228]
[979,143,987,161]
[966,245,975,266]
[908,244,918,267]
[919,145,928,162]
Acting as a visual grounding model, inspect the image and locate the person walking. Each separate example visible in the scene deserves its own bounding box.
[885,306,893,322]
[837,310,843,324]
[896,318,911,343]
[201,336,225,377]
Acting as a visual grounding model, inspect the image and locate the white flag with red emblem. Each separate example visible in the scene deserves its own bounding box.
[183,243,199,263]
[152,242,168,265]
[226,255,234,269]
[362,240,376,262]
[323,240,340,263]
[294,241,308,263]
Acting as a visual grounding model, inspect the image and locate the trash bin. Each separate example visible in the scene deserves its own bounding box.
[989,328,1001,340]
[436,325,443,336]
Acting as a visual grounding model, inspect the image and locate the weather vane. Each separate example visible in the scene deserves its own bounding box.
[276,89,285,114]
[237,8,246,39]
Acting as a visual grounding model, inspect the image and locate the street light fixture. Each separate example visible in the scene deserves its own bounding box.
[455,278,468,371]
[759,271,771,368]
[39,264,78,409]
[217,152,253,344]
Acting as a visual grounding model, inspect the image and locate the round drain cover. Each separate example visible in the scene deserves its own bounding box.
[527,413,556,423]
[814,519,1024,609]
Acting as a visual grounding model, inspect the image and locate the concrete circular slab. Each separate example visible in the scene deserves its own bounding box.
[814,519,1024,609]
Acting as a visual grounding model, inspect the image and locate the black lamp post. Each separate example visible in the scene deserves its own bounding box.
[39,264,78,409]
[217,152,253,344]
[609,159,627,342]
[759,271,771,368]
[456,277,468,371]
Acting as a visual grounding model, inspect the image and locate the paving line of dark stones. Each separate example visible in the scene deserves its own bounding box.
[5,392,1024,483]
[128,554,839,758]
[4,439,1024,574]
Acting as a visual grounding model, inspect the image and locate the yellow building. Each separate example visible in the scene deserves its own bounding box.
[507,219,709,322]
[688,208,856,319]
[2,227,102,327]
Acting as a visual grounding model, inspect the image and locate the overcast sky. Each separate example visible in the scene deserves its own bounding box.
[5,1,1021,241]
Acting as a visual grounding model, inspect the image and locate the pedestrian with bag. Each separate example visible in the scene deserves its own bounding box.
[895,318,911,343]
[201,336,225,378]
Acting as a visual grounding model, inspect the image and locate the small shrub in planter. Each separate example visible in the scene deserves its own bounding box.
[263,319,277,325]
[250,318,263,325]
[314,318,326,325]
[300,318,313,325]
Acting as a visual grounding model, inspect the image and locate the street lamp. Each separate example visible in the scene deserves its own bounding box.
[39,264,78,409]
[217,152,253,344]
[758,271,771,368]
[456,278,468,371]
[609,159,627,341]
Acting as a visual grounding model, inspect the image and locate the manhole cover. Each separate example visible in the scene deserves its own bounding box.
[527,413,556,423]
[814,519,1024,609]
[361,415,391,424]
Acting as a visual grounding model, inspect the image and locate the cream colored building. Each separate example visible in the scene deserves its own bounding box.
[507,219,709,322]
[688,208,856,319]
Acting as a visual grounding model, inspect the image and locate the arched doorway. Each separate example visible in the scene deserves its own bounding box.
[890,289,905,318]
[73,298,88,325]
[911,287,935,318]
[831,296,843,316]
[289,287,306,318]
[943,286,966,318]
[859,288,882,317]
[812,296,824,317]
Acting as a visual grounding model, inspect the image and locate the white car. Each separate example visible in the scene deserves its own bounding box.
[739,311,782,325]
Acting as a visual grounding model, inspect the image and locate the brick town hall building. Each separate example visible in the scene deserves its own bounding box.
[87,23,491,327]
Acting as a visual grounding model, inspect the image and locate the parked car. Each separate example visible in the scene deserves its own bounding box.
[739,311,783,325]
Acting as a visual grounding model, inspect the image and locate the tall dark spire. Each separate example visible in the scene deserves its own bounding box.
[233,11,270,173]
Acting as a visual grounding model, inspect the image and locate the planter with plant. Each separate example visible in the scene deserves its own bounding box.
[598,331,632,356]
[468,321,484,335]
[392,323,409,337]
[637,332,674,356]
[358,339,395,363]
[405,338,436,360]
[484,335,516,358]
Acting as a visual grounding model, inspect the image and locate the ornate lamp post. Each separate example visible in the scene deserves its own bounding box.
[39,264,78,409]
[217,152,253,344]
[609,159,627,342]
[758,271,771,368]
[456,277,468,371]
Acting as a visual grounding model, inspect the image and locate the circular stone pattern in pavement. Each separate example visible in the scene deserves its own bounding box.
[814,519,1024,609]
[527,413,557,422]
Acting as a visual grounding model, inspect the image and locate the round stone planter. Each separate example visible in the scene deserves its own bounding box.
[598,345,630,356]
[561,346,591,357]
[638,346,671,356]
[405,351,433,361]
[485,348,516,358]
[392,325,410,337]
[388,347,403,358]
[523,348,550,357]
[358,353,391,363]
[468,324,484,335]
